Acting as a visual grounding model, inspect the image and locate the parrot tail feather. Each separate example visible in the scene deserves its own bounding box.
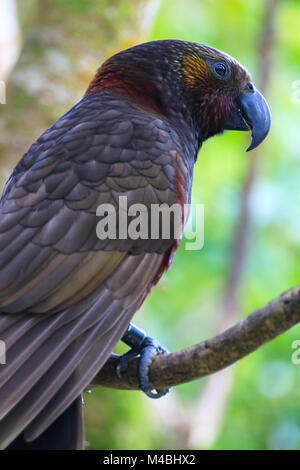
[6,397,84,450]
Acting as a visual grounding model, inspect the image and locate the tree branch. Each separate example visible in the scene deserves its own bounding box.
[91,286,300,391]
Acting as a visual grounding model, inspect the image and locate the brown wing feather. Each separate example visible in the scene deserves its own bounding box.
[0,92,193,448]
[0,253,163,447]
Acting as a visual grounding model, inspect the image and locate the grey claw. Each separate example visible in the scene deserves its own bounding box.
[118,324,170,399]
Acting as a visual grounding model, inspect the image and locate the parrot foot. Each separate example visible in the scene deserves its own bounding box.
[117,323,170,399]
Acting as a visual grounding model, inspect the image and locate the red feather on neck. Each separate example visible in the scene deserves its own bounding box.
[85,59,163,115]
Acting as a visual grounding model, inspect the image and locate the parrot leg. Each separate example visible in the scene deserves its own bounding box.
[117,323,170,399]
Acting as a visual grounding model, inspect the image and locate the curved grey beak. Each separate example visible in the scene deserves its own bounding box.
[224,83,271,152]
[240,87,271,151]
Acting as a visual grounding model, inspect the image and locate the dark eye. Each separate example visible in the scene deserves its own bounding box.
[214,63,227,76]
[210,61,230,81]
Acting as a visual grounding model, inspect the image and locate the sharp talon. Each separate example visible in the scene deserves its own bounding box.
[117,323,170,399]
[116,348,139,380]
[138,337,170,399]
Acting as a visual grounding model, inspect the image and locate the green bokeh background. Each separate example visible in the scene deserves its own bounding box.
[1,0,300,450]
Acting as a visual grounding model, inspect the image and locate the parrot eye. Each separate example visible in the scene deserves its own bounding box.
[214,63,226,76]
[211,62,230,81]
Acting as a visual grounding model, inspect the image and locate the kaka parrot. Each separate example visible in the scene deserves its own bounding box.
[0,40,271,449]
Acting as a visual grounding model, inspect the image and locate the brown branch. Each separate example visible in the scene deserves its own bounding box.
[91,286,300,391]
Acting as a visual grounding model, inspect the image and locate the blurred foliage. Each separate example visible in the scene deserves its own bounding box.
[1,0,300,450]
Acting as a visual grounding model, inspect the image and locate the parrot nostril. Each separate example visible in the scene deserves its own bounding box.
[247,82,255,93]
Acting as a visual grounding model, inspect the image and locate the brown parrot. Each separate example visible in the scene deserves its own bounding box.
[0,40,271,449]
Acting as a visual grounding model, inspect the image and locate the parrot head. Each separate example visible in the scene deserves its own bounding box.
[178,42,271,151]
[86,40,271,152]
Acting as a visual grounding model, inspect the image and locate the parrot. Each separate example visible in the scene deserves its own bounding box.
[0,40,271,450]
